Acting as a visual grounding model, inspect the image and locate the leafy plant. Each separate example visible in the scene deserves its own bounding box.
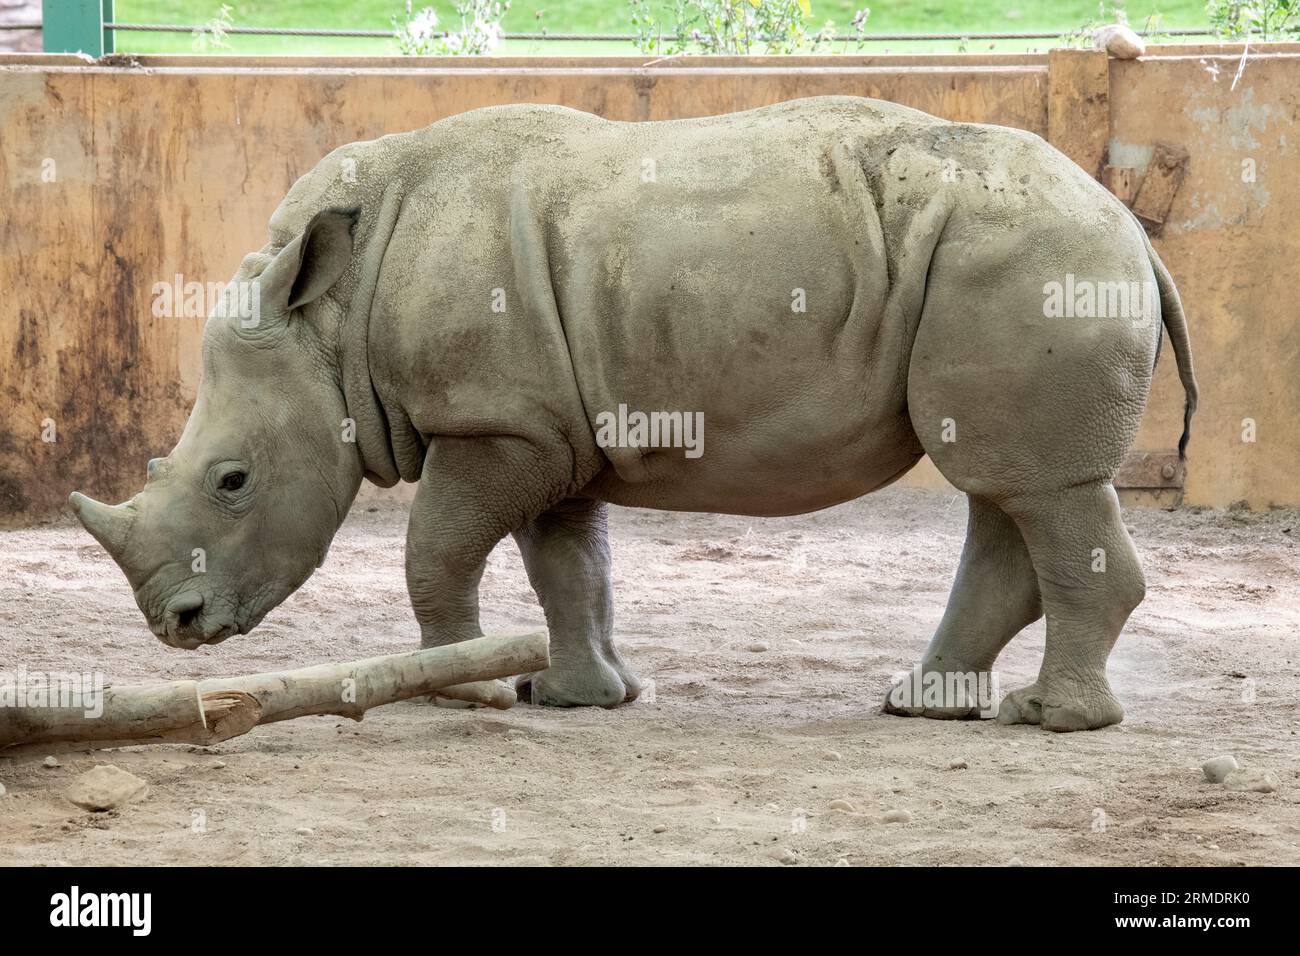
[1208,0,1300,40]
[395,0,513,55]
[628,0,871,56]
[191,4,235,52]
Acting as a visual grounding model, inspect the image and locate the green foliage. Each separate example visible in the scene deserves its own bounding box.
[627,0,871,55]
[1208,0,1300,39]
[394,0,512,54]
[190,3,234,51]
[114,2,1218,56]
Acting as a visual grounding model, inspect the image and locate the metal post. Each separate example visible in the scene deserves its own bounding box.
[42,0,114,56]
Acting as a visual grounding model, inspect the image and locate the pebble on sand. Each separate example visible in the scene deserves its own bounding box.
[653,824,668,833]
[947,759,969,771]
[821,749,842,762]
[747,642,770,653]
[828,799,856,813]
[65,765,148,812]
[1202,755,1240,783]
[882,809,912,824]
[295,826,315,835]
[42,756,59,769]
[0,782,7,797]
[1223,768,1280,793]
[767,846,798,865]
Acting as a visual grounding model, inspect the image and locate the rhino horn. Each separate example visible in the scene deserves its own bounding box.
[69,492,136,560]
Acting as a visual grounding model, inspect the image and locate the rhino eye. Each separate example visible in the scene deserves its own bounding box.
[218,471,246,492]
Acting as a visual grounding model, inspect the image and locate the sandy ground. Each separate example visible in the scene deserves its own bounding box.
[1,487,1297,866]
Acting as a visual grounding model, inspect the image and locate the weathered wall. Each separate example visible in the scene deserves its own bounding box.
[0,48,1297,522]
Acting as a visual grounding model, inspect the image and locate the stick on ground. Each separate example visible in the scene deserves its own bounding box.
[0,631,547,755]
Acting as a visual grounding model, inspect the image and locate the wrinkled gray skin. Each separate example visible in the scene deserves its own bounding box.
[72,97,1197,730]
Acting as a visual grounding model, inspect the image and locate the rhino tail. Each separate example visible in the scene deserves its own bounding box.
[1144,233,1199,460]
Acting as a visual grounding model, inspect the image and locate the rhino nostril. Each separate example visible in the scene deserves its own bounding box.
[164,592,205,635]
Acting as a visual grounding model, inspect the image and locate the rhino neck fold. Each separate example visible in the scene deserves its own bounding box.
[341,187,404,488]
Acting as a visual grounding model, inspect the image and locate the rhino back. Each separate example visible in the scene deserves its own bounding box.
[364,99,954,512]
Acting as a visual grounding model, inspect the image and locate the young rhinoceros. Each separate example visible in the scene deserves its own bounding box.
[71,97,1196,731]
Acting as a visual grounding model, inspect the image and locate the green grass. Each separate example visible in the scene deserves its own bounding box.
[113,1,1215,56]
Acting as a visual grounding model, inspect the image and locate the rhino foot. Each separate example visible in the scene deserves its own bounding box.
[996,681,1123,732]
[518,647,642,708]
[882,665,991,720]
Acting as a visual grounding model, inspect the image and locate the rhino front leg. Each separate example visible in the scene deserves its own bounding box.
[405,435,570,654]
[512,497,642,707]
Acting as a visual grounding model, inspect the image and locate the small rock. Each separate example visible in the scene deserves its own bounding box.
[64,765,148,812]
[820,749,842,762]
[1008,856,1025,866]
[295,826,314,835]
[1202,755,1239,783]
[827,799,856,813]
[212,760,227,769]
[376,810,389,818]
[763,802,781,812]
[42,756,59,769]
[834,857,849,866]
[1094,23,1145,59]
[947,758,968,771]
[1223,768,1280,793]
[747,642,769,653]
[1207,843,1220,851]
[652,824,668,833]
[882,809,912,824]
[0,782,7,797]
[767,846,798,865]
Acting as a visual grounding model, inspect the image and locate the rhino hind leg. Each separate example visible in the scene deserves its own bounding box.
[991,483,1140,731]
[904,219,1157,729]
[513,497,642,708]
[883,494,1042,719]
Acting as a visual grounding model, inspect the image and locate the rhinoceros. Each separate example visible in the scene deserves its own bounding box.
[70,96,1196,731]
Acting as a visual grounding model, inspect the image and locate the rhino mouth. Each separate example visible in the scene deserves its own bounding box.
[148,590,240,650]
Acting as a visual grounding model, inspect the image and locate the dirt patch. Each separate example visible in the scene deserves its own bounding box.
[1,488,1297,865]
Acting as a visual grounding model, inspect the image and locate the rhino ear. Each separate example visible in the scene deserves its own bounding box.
[260,206,360,312]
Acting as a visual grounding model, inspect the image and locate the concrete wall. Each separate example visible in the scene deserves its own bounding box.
[1,47,1297,522]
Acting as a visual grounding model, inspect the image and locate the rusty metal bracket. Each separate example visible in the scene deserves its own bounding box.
[1116,450,1185,490]
[1130,142,1190,236]
[1102,164,1138,204]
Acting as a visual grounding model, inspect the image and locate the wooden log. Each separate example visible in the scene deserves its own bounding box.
[0,632,546,754]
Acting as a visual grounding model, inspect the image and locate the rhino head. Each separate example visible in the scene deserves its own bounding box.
[70,208,366,649]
